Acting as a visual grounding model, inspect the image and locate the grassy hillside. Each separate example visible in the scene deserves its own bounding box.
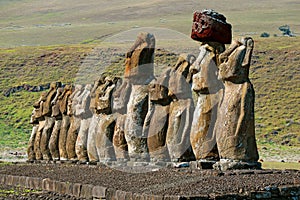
[0,0,299,47]
[0,0,299,162]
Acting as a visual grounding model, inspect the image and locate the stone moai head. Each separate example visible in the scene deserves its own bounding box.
[32,92,47,121]
[95,76,119,115]
[168,54,196,100]
[191,9,232,44]
[124,32,155,85]
[218,37,254,83]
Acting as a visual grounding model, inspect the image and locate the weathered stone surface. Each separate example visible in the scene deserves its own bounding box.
[49,87,63,160]
[87,114,101,163]
[40,116,55,160]
[215,37,259,162]
[113,114,129,160]
[66,84,84,160]
[96,113,116,162]
[92,185,107,199]
[27,123,38,162]
[33,93,47,160]
[145,78,171,161]
[190,42,225,161]
[39,82,61,160]
[73,183,82,197]
[124,32,155,161]
[58,85,73,160]
[94,77,118,162]
[112,78,132,114]
[191,9,232,44]
[42,178,55,192]
[75,84,93,163]
[166,54,195,162]
[87,78,104,163]
[80,184,94,199]
[124,32,155,85]
[49,119,62,160]
[125,85,150,161]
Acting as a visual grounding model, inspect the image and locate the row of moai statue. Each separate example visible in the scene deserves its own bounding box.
[27,10,259,168]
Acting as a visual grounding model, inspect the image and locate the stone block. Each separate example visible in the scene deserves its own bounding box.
[55,181,67,194]
[115,190,133,200]
[65,182,74,196]
[73,183,82,197]
[30,177,43,190]
[250,191,272,199]
[18,176,27,187]
[6,175,14,186]
[163,195,182,200]
[279,185,300,197]
[132,193,147,200]
[106,188,116,200]
[80,184,94,199]
[143,194,164,200]
[12,175,20,186]
[42,178,55,192]
[92,185,107,199]
[0,174,6,185]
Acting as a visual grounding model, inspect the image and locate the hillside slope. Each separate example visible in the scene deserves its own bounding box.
[0,0,299,47]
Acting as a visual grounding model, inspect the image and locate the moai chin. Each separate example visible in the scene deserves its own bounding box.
[124,32,155,161]
[190,9,230,163]
[214,37,259,169]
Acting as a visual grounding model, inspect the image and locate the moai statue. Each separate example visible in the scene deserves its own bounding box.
[48,87,63,161]
[189,9,231,161]
[124,32,155,161]
[214,37,259,169]
[87,77,105,164]
[75,84,93,164]
[112,78,131,161]
[27,108,39,162]
[40,82,61,161]
[144,74,171,162]
[166,54,196,162]
[33,92,47,161]
[66,84,84,161]
[94,77,119,162]
[58,84,73,161]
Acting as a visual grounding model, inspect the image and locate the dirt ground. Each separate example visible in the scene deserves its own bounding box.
[0,162,299,199]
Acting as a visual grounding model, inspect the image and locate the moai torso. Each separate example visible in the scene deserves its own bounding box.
[144,73,172,162]
[190,42,225,161]
[215,37,259,162]
[94,77,119,162]
[166,54,196,162]
[124,32,155,161]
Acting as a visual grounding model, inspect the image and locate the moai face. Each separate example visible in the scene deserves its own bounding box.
[32,92,47,121]
[124,32,155,85]
[95,77,119,115]
[218,37,254,83]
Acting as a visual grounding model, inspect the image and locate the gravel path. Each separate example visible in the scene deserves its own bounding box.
[0,163,299,199]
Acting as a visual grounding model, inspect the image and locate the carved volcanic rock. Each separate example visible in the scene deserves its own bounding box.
[191,9,232,44]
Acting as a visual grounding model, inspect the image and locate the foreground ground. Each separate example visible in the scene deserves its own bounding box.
[0,162,299,199]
